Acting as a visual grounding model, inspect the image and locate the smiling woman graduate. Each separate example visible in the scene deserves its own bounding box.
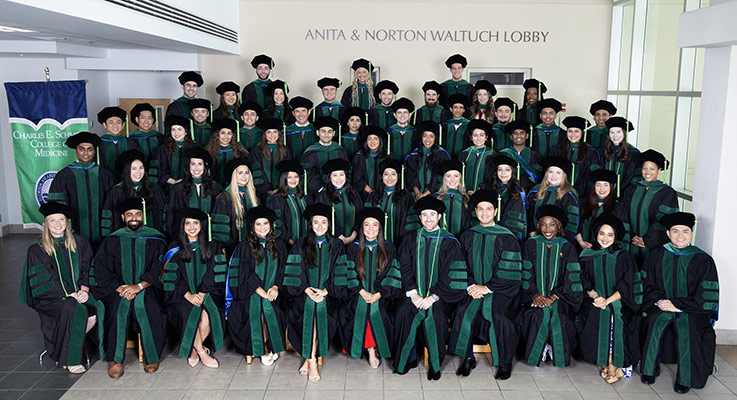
[155,115,196,188]
[600,117,641,195]
[266,160,309,247]
[341,58,376,111]
[527,157,580,244]
[520,78,546,127]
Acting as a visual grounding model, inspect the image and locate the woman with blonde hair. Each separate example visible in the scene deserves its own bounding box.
[435,159,471,237]
[211,159,259,250]
[341,58,375,111]
[527,157,580,243]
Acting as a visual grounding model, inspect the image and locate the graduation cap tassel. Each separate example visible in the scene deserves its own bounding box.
[283,122,287,145]
[496,194,502,222]
[303,170,307,194]
[512,104,517,122]
[571,164,576,184]
[401,165,405,190]
[584,120,589,143]
[125,116,130,137]
[462,162,466,187]
[331,206,335,236]
[384,213,388,239]
[207,214,212,242]
[312,107,316,121]
[691,219,698,246]
[516,165,520,181]
[236,119,240,143]
[271,60,275,79]
[142,197,147,226]
[190,119,195,141]
[530,125,534,149]
[387,132,391,154]
[538,81,542,102]
[202,80,207,101]
[412,112,417,126]
[210,103,214,120]
[616,174,621,198]
[338,123,342,146]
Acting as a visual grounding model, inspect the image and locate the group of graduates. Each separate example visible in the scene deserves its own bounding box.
[19,53,719,394]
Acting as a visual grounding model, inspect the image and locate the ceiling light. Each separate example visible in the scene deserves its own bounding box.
[0,25,36,33]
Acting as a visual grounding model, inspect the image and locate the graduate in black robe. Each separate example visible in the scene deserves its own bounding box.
[340,107,365,161]
[519,78,546,127]
[406,121,451,200]
[266,160,309,246]
[469,80,497,124]
[161,208,226,368]
[449,190,522,380]
[440,54,475,105]
[414,81,451,126]
[263,80,290,123]
[282,204,352,383]
[527,157,580,244]
[368,80,399,129]
[600,117,641,195]
[314,159,364,245]
[338,208,403,368]
[155,115,196,189]
[499,120,542,192]
[301,116,348,194]
[285,96,316,160]
[531,98,563,158]
[386,98,416,163]
[368,158,414,247]
[577,169,629,250]
[459,120,495,193]
[483,155,528,244]
[587,100,617,149]
[165,71,203,118]
[577,215,641,384]
[225,206,288,364]
[247,117,292,200]
[490,97,516,152]
[212,81,241,120]
[128,103,164,169]
[19,202,104,374]
[97,106,138,176]
[520,205,583,367]
[315,77,345,120]
[341,58,376,111]
[393,197,468,380]
[551,116,603,196]
[640,212,719,393]
[189,98,214,148]
[205,118,249,186]
[241,55,274,108]
[441,94,471,160]
[211,159,259,250]
[48,132,115,247]
[237,101,264,151]
[352,125,388,201]
[91,198,167,378]
[435,160,471,238]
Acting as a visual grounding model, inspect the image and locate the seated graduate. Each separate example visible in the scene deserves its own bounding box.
[338,207,403,368]
[435,160,471,238]
[189,98,214,148]
[211,159,259,250]
[459,119,494,194]
[242,54,274,108]
[440,54,475,103]
[48,132,115,248]
[128,103,163,167]
[352,125,388,201]
[551,116,602,196]
[527,157,580,244]
[623,149,678,266]
[315,77,344,120]
[237,101,264,150]
[340,106,366,161]
[587,100,617,149]
[314,159,363,245]
[393,196,468,380]
[166,71,203,118]
[285,96,316,160]
[101,150,166,236]
[577,169,627,250]
[469,80,497,123]
[640,212,719,394]
[484,155,527,243]
[367,158,413,246]
[248,117,291,200]
[282,204,351,383]
[212,81,240,120]
[167,147,224,234]
[519,78,547,127]
[341,58,376,111]
[578,215,640,384]
[406,121,451,201]
[601,117,641,196]
[205,118,248,185]
[155,115,195,189]
[263,79,290,123]
[499,119,542,192]
[449,189,522,380]
[531,98,563,158]
[19,202,103,374]
[225,206,288,366]
[415,81,450,126]
[97,106,138,176]
[491,97,518,152]
[91,198,167,378]
[267,160,309,247]
[302,116,348,193]
[386,97,416,162]
[441,94,471,160]
[520,205,582,367]
[369,80,399,129]
[161,208,226,369]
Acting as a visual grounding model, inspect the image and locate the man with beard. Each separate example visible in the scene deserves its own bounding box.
[241,54,274,109]
[414,81,450,126]
[166,71,203,118]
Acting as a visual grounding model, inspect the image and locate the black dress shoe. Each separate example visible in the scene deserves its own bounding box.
[674,382,690,394]
[640,374,656,384]
[393,360,418,375]
[495,365,512,380]
[427,369,442,381]
[456,357,477,376]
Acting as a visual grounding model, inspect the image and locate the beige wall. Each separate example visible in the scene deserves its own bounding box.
[202,0,612,119]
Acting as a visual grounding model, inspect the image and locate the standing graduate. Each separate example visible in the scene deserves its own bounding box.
[639,212,718,394]
[314,77,344,120]
[406,121,451,201]
[48,132,115,247]
[532,98,563,158]
[527,157,580,244]
[339,208,403,368]
[237,101,264,150]
[161,208,226,369]
[393,197,468,380]
[415,81,450,126]
[352,125,388,201]
[449,190,522,380]
[520,78,547,127]
[340,106,366,160]
[128,103,163,167]
[101,150,166,236]
[368,158,414,246]
[155,115,195,189]
[469,80,497,123]
[282,204,352,383]
[520,205,582,367]
[441,94,471,160]
[97,106,138,175]
[212,81,241,120]
[19,202,104,375]
[440,54,475,103]
[485,155,528,243]
[225,206,288,365]
[601,117,641,195]
[623,149,679,266]
[341,58,375,111]
[285,96,316,159]
[587,100,617,149]
[436,160,471,238]
[314,159,363,245]
[500,120,542,192]
[368,79,399,129]
[263,80,290,123]
[211,159,260,250]
[91,198,167,378]
[205,118,249,185]
[551,116,602,196]
[459,119,494,193]
[248,117,291,200]
[491,97,517,152]
[189,98,214,148]
[241,54,274,108]
[166,71,203,118]
[577,169,628,250]
[267,160,308,246]
[301,116,348,193]
[578,215,640,384]
[166,147,223,235]
[386,97,416,162]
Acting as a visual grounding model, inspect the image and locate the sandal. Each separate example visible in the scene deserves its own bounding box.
[66,365,86,374]
[197,348,219,369]
[367,348,381,369]
[606,367,624,384]
[307,358,320,383]
[299,360,309,376]
[600,366,608,379]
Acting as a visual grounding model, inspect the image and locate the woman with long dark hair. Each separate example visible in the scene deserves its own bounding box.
[600,117,641,195]
[266,160,309,247]
[551,116,602,196]
[459,119,494,194]
[211,159,259,250]
[406,121,451,200]
[527,157,580,244]
[352,125,388,201]
[468,80,496,123]
[577,169,627,250]
[155,116,195,188]
[212,81,240,120]
[368,158,413,246]
[205,118,249,185]
[263,80,290,123]
[314,158,363,245]
[520,78,546,127]
[485,154,527,243]
[248,117,291,200]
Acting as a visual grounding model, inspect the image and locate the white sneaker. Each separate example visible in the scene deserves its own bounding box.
[542,344,553,362]
[261,353,275,366]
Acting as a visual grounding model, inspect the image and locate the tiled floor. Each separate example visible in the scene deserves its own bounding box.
[1,233,737,400]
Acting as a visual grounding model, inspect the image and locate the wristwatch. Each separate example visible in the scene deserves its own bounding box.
[137,283,144,290]
[431,294,439,301]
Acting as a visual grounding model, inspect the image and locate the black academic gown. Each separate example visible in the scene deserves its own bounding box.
[314,188,364,238]
[267,191,309,246]
[600,146,641,196]
[99,134,139,176]
[449,225,522,369]
[101,183,167,237]
[520,236,582,367]
[166,97,194,119]
[211,188,257,251]
[225,240,288,356]
[247,146,292,201]
[91,226,168,365]
[438,190,471,238]
[551,143,603,196]
[161,242,227,358]
[579,201,628,246]
[495,185,528,244]
[414,105,451,126]
[301,142,348,194]
[387,124,416,163]
[531,124,561,158]
[440,118,470,160]
[459,146,494,192]
[527,185,580,244]
[368,188,414,247]
[499,147,542,193]
[622,180,679,266]
[242,80,272,109]
[338,242,403,359]
[166,180,224,235]
[368,105,395,130]
[405,147,450,195]
[341,84,374,111]
[315,101,345,120]
[352,151,385,201]
[640,244,719,389]
[154,144,190,190]
[48,162,116,247]
[128,130,164,169]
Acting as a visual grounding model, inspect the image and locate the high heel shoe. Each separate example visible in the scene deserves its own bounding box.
[307,358,320,383]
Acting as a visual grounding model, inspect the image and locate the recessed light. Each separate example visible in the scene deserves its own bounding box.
[0,25,36,33]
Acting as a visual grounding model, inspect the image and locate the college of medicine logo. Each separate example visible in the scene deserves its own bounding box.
[35,171,56,206]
